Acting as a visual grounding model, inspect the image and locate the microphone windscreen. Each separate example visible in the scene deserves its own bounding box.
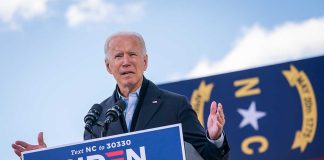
[115,100,126,111]
[91,104,103,113]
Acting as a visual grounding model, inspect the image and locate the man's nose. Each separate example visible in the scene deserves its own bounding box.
[122,55,131,67]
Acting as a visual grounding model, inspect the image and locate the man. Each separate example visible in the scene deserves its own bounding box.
[12,32,230,159]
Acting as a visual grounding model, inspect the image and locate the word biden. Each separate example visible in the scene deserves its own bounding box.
[71,146,146,160]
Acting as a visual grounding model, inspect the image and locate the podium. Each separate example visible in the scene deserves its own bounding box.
[22,124,203,160]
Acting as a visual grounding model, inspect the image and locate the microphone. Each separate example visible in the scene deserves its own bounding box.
[84,104,103,137]
[104,100,126,124]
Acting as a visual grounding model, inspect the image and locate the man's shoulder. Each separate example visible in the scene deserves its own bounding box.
[147,80,188,101]
[99,95,114,108]
[160,88,187,100]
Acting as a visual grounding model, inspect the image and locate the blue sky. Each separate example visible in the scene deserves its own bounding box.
[1,0,324,159]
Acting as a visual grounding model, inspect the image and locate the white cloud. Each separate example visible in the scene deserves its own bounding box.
[65,0,145,27]
[186,17,324,79]
[0,0,48,29]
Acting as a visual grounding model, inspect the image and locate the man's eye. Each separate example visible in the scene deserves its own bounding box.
[115,54,123,58]
[130,53,137,56]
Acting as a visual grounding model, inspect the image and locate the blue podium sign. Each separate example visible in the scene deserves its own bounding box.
[22,124,186,160]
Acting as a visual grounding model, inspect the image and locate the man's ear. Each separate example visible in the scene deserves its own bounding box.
[105,59,112,74]
[143,54,148,71]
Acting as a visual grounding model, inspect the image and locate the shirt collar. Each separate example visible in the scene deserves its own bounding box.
[117,87,140,100]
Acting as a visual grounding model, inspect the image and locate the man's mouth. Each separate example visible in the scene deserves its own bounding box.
[121,71,134,75]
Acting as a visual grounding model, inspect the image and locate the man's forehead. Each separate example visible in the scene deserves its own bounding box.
[110,35,139,43]
[108,36,141,50]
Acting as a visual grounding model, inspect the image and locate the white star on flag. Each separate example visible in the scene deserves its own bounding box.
[237,101,266,130]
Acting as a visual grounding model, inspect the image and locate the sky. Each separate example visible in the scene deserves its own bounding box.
[1,0,324,159]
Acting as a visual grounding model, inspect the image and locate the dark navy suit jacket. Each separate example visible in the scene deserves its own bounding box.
[84,77,230,159]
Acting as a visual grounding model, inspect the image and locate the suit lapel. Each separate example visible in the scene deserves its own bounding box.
[102,78,163,134]
[134,81,163,130]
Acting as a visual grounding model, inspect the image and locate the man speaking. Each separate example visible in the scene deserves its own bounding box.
[12,32,230,160]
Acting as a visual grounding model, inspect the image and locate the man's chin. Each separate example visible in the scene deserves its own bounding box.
[121,80,136,88]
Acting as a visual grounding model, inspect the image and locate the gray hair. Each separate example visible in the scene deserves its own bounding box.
[104,32,147,60]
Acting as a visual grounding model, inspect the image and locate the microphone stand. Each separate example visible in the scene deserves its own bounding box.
[101,118,113,137]
[85,126,98,138]
[85,121,104,138]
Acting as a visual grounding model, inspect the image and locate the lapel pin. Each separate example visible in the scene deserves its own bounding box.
[152,100,158,104]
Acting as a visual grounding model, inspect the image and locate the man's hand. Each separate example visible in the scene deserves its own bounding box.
[207,101,225,140]
[12,132,47,159]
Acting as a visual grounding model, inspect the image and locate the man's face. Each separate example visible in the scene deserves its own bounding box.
[105,35,148,94]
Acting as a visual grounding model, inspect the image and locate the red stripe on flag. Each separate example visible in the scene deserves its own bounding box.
[112,158,124,160]
[106,150,124,157]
